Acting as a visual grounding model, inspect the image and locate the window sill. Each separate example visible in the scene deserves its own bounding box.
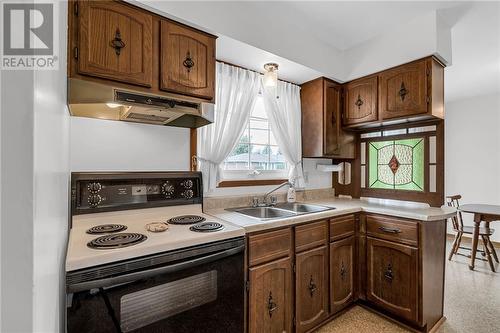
[217,178,288,188]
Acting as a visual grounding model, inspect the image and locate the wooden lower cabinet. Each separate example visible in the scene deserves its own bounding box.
[295,245,329,333]
[330,236,355,313]
[248,256,293,333]
[247,214,445,333]
[366,236,419,323]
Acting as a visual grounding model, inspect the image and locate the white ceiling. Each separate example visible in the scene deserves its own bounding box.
[285,1,460,51]
[138,1,500,102]
[216,35,323,84]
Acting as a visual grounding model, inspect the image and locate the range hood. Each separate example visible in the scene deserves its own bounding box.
[68,79,214,128]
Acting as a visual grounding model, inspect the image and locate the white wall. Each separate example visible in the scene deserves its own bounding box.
[70,117,190,171]
[445,93,500,241]
[1,62,35,333]
[32,1,70,331]
[70,118,332,196]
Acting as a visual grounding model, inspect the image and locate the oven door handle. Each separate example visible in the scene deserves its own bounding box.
[68,245,244,293]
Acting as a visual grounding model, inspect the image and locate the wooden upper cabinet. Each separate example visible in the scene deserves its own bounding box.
[343,76,378,125]
[366,237,419,323]
[330,236,356,313]
[378,59,428,120]
[301,77,356,159]
[249,257,293,333]
[77,1,153,87]
[295,245,329,333]
[324,81,342,156]
[160,20,216,100]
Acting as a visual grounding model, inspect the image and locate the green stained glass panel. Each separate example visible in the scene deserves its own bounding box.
[368,138,424,191]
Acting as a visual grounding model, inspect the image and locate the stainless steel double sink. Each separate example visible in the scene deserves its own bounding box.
[226,202,335,221]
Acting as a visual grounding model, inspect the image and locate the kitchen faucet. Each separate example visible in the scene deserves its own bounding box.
[252,181,293,207]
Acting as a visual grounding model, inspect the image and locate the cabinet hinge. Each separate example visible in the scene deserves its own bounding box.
[73,46,78,60]
[293,317,297,327]
[426,66,430,76]
[292,263,296,273]
[73,2,78,16]
[426,96,431,103]
[245,280,250,292]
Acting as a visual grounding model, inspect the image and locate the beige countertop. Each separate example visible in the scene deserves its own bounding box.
[206,198,456,233]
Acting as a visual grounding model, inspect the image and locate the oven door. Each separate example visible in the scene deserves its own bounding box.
[67,242,244,333]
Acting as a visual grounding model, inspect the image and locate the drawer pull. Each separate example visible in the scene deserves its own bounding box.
[384,263,393,282]
[267,292,278,317]
[379,226,401,234]
[308,276,317,297]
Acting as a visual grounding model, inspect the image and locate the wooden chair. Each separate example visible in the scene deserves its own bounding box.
[447,195,499,262]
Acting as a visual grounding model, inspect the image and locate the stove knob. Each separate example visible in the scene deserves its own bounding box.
[88,194,102,207]
[183,180,193,188]
[183,189,194,199]
[161,182,175,197]
[87,182,102,193]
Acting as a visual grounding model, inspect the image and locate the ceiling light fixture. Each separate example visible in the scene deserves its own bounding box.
[263,63,279,87]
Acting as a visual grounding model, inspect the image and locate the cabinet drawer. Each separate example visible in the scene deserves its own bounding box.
[330,215,356,242]
[249,228,292,267]
[366,215,418,247]
[295,220,328,252]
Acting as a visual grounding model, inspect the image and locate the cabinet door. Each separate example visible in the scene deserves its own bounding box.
[160,21,216,100]
[296,246,329,333]
[367,237,418,323]
[330,236,355,313]
[323,81,341,156]
[77,1,153,87]
[249,257,293,333]
[379,60,428,120]
[343,76,378,125]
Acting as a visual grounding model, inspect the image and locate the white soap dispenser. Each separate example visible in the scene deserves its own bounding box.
[287,181,296,203]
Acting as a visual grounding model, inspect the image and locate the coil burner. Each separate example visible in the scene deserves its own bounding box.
[86,224,128,234]
[87,233,147,249]
[168,215,206,225]
[189,222,224,233]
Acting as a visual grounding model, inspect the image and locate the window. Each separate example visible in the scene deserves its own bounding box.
[367,138,424,191]
[222,97,288,179]
[358,122,443,206]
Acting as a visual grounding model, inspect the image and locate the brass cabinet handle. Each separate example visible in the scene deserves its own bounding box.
[354,94,364,109]
[340,261,347,281]
[267,292,278,317]
[110,28,126,55]
[384,263,393,282]
[398,82,408,101]
[378,226,401,234]
[183,51,195,72]
[308,275,317,297]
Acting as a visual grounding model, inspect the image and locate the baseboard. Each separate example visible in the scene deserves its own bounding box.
[447,233,500,247]
[428,316,446,333]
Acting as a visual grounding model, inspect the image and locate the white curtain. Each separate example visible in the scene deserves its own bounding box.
[262,81,306,188]
[197,62,261,192]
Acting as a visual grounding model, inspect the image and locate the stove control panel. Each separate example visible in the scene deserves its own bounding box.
[71,172,203,214]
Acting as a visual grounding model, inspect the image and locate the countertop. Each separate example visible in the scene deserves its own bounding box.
[206,198,456,233]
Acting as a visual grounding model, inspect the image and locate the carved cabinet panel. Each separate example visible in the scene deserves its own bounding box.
[366,236,419,323]
[296,245,329,333]
[378,59,428,120]
[330,236,356,313]
[343,76,378,125]
[77,1,153,87]
[160,20,216,100]
[248,257,293,333]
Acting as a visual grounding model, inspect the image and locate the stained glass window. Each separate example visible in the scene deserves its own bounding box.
[368,138,424,191]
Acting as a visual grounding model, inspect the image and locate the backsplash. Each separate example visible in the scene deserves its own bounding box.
[203,188,335,210]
